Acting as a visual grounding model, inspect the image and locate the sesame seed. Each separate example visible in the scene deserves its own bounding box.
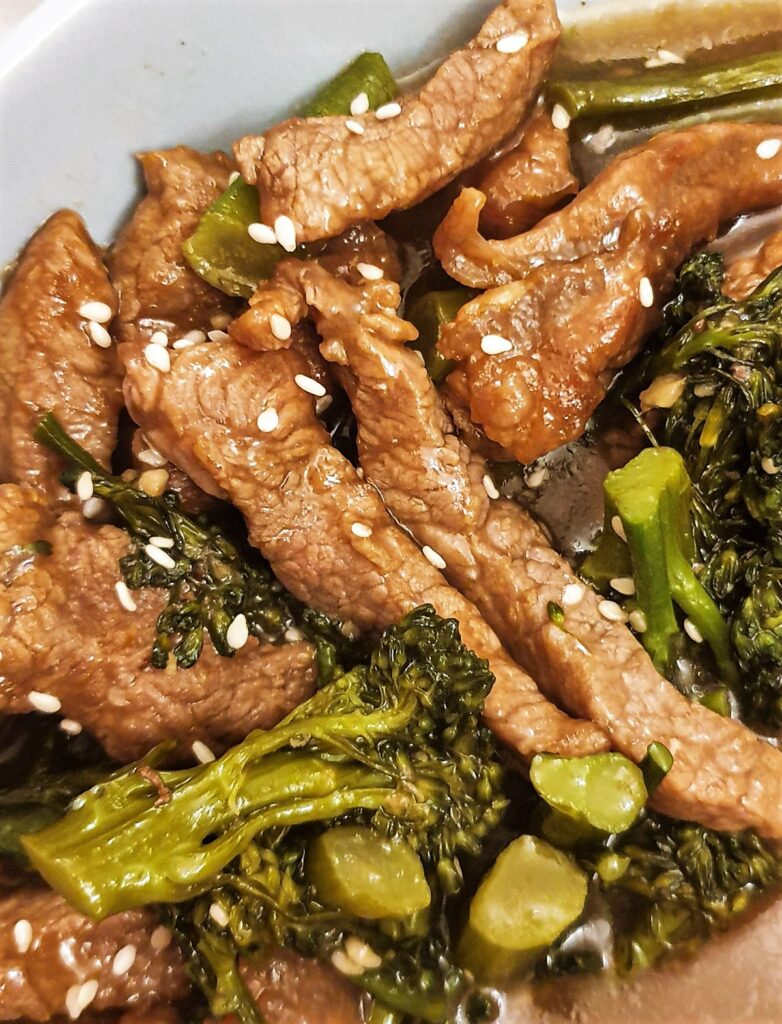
[192,740,216,764]
[611,515,627,542]
[562,583,585,607]
[270,313,292,341]
[172,337,196,350]
[481,334,512,355]
[350,92,370,116]
[482,474,500,499]
[629,609,648,633]
[76,471,94,501]
[551,103,571,131]
[150,925,172,951]
[115,580,138,612]
[344,935,383,970]
[184,329,207,343]
[60,719,83,735]
[29,690,61,714]
[247,222,278,245]
[356,262,384,281]
[208,329,231,342]
[638,277,655,308]
[13,919,32,954]
[228,170,240,184]
[284,626,305,642]
[209,902,230,928]
[211,312,232,329]
[257,407,279,433]
[112,944,137,976]
[149,535,175,550]
[138,469,169,497]
[137,447,168,468]
[345,118,365,135]
[762,457,780,475]
[316,395,333,415]
[684,618,704,644]
[82,496,106,519]
[226,613,249,650]
[331,949,364,976]
[144,343,171,372]
[341,619,359,639]
[295,373,327,397]
[756,138,781,160]
[351,522,373,538]
[611,576,636,596]
[66,979,98,1020]
[144,544,176,570]
[496,30,529,53]
[87,320,112,349]
[78,300,112,323]
[526,467,548,489]
[586,124,616,154]
[598,600,628,623]
[150,330,169,347]
[645,47,685,67]
[375,101,403,121]
[274,215,298,253]
[422,545,446,569]
[693,382,717,398]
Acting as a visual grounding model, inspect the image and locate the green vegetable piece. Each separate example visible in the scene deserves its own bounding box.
[698,687,731,717]
[640,741,673,794]
[406,289,475,383]
[307,824,431,919]
[299,52,398,119]
[585,447,737,682]
[595,851,631,884]
[183,52,398,298]
[531,752,647,836]
[548,51,782,120]
[457,835,587,983]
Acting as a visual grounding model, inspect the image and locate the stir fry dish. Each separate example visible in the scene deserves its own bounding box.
[3,1,782,1021]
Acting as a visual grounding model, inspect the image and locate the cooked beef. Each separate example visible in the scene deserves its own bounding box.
[0,483,315,761]
[434,124,782,461]
[228,295,605,758]
[477,105,578,238]
[435,122,782,288]
[233,0,560,242]
[723,226,782,300]
[0,888,187,1021]
[108,147,235,347]
[515,894,782,1024]
[250,259,782,839]
[117,1007,183,1024]
[129,428,221,517]
[0,211,123,504]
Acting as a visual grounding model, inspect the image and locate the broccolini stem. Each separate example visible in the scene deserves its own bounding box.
[548,51,782,120]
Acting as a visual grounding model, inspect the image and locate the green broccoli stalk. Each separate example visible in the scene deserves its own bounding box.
[22,606,506,1024]
[35,413,352,674]
[582,447,736,682]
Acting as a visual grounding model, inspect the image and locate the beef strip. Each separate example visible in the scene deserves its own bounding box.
[435,122,782,288]
[247,259,782,839]
[433,124,782,462]
[108,147,235,347]
[0,888,187,1021]
[233,0,560,242]
[723,226,782,300]
[477,105,578,239]
[0,483,315,762]
[0,211,123,504]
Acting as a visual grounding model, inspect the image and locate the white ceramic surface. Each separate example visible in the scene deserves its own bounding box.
[0,0,624,262]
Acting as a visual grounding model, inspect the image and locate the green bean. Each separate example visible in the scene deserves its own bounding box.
[457,835,587,983]
[307,825,431,920]
[548,51,782,120]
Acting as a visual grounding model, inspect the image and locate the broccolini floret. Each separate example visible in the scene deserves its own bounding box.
[22,606,507,1024]
[35,413,352,674]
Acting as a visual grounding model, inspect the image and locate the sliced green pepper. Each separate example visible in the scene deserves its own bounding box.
[183,53,398,298]
[307,824,431,920]
[548,51,782,120]
[406,289,476,383]
[457,835,587,983]
[531,752,647,840]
